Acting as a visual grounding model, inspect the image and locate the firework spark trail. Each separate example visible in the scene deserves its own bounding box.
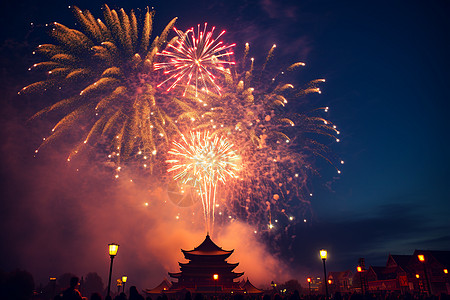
[167,131,240,233]
[154,23,235,97]
[20,5,203,175]
[186,44,343,234]
[21,4,342,238]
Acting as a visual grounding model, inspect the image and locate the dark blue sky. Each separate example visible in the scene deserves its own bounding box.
[0,0,449,289]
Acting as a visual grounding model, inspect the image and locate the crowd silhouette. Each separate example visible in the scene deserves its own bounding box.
[1,272,449,300]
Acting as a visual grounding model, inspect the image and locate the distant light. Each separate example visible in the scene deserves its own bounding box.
[418,254,425,262]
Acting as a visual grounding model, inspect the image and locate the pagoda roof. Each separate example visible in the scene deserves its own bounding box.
[179,262,239,268]
[168,272,182,278]
[144,278,172,294]
[182,235,234,257]
[242,279,263,294]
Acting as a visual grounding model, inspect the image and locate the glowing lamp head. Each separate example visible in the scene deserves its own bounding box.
[416,274,420,279]
[213,274,219,280]
[328,279,332,284]
[418,254,425,262]
[307,278,311,283]
[108,243,119,257]
[50,277,56,281]
[444,269,448,274]
[357,266,362,272]
[122,276,127,283]
[320,249,327,260]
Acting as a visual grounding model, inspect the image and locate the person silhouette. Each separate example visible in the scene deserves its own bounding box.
[129,286,144,300]
[62,277,83,300]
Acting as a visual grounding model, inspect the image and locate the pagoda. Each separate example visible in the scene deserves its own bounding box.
[145,235,263,296]
[169,235,244,293]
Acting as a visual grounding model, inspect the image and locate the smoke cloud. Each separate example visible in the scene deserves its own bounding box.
[0,105,293,292]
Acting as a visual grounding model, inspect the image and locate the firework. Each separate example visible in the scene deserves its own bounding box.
[188,44,342,234]
[167,131,240,233]
[154,23,235,97]
[20,5,201,173]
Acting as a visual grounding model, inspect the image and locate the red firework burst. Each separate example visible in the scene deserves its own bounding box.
[154,23,235,96]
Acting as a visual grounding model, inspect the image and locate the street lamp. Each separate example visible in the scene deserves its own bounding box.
[307,278,311,297]
[116,279,122,294]
[415,274,422,295]
[50,277,56,299]
[320,249,329,299]
[122,276,127,293]
[357,266,364,294]
[418,254,431,296]
[213,274,219,298]
[107,243,119,298]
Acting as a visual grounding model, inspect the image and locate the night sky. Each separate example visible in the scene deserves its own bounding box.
[1,0,449,292]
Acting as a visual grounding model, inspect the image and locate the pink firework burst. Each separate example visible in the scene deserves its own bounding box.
[154,23,235,96]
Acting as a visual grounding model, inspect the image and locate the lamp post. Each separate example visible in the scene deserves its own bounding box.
[213,274,219,298]
[307,278,311,298]
[107,243,119,298]
[357,266,364,294]
[320,249,329,299]
[415,274,423,296]
[122,276,127,293]
[116,279,122,294]
[50,277,56,299]
[418,254,431,296]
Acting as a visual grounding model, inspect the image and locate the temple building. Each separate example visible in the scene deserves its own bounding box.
[145,235,263,296]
